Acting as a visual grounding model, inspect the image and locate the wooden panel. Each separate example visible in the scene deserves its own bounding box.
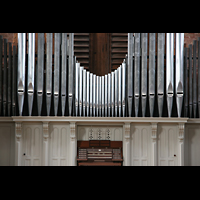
[49,124,70,166]
[89,33,110,75]
[157,124,178,166]
[110,33,128,71]
[74,33,89,70]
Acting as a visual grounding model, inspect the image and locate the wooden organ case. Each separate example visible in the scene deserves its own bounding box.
[77,140,123,166]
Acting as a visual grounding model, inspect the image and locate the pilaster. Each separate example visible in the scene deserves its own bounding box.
[42,122,49,166]
[123,122,131,166]
[178,123,185,166]
[151,123,157,166]
[69,122,77,166]
[15,122,22,166]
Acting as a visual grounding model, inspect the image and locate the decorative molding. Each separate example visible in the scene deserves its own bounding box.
[151,123,157,142]
[15,122,22,141]
[97,128,102,140]
[105,128,111,140]
[70,122,76,141]
[178,123,185,142]
[124,123,131,140]
[43,122,49,141]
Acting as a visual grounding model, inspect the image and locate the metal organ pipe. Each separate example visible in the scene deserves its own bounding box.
[17,33,26,116]
[166,33,174,117]
[149,33,156,117]
[61,33,67,116]
[37,33,44,116]
[175,33,184,118]
[13,32,191,118]
[54,33,60,116]
[141,33,148,117]
[46,33,53,116]
[134,33,141,117]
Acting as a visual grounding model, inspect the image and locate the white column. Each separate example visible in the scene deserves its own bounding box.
[69,122,77,166]
[42,122,49,166]
[178,123,185,166]
[123,123,131,166]
[151,123,157,166]
[15,122,22,166]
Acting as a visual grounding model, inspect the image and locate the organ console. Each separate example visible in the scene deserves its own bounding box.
[77,140,123,166]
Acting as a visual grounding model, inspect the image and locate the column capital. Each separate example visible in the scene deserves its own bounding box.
[124,122,131,139]
[151,122,157,142]
[178,123,185,142]
[15,122,22,141]
[42,122,49,141]
[70,122,76,140]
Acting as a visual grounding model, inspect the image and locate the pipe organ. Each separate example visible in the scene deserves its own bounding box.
[1,33,200,118]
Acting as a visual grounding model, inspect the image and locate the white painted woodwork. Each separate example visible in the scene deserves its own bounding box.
[157,124,178,166]
[130,124,152,166]
[77,125,123,141]
[2,117,200,166]
[21,123,43,166]
[48,123,70,166]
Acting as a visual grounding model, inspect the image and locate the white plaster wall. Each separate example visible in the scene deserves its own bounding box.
[0,123,15,166]
[185,124,200,166]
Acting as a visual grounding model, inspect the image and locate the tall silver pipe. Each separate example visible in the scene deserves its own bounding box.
[46,33,53,116]
[141,33,148,117]
[134,33,140,117]
[75,62,79,116]
[193,40,197,118]
[27,33,35,116]
[166,33,174,117]
[83,69,86,117]
[128,33,133,117]
[68,33,74,116]
[175,33,184,118]
[111,71,115,117]
[108,73,111,117]
[198,38,200,117]
[54,33,60,116]
[149,33,156,117]
[102,76,104,117]
[79,66,83,116]
[115,69,118,117]
[122,60,126,117]
[189,44,193,118]
[105,74,108,117]
[99,76,102,117]
[90,73,93,116]
[93,74,96,116]
[37,33,44,116]
[18,33,26,116]
[157,33,165,117]
[118,66,122,117]
[86,71,90,116]
[96,76,99,117]
[61,33,67,116]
